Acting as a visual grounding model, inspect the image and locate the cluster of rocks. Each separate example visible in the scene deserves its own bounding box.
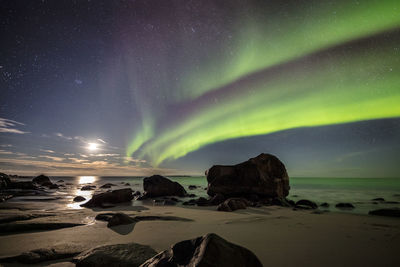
[1,233,263,267]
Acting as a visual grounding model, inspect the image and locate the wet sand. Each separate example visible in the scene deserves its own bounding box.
[0,204,399,266]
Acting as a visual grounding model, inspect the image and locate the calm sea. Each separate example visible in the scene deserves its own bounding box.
[7,176,400,215]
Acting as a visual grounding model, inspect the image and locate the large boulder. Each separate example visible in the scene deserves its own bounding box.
[32,174,51,186]
[74,243,157,267]
[140,233,263,267]
[81,188,133,208]
[206,153,289,198]
[143,175,186,197]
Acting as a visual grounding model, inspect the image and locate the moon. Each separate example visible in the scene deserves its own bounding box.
[87,143,98,151]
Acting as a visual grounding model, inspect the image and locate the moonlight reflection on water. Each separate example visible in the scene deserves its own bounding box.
[78,176,97,184]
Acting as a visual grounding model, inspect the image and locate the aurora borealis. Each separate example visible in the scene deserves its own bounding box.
[125,0,400,165]
[1,0,400,177]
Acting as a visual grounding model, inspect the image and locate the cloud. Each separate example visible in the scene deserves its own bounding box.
[39,155,65,162]
[0,144,12,148]
[0,118,29,134]
[40,149,55,153]
[64,153,75,156]
[68,158,89,163]
[0,150,14,155]
[97,138,107,144]
[55,132,73,140]
[90,153,120,157]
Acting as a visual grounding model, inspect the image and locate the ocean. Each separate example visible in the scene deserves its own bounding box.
[7,176,400,215]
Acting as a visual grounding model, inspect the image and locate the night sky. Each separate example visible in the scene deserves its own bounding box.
[1,0,400,177]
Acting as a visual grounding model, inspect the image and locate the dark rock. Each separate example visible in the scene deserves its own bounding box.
[187,193,197,198]
[196,197,210,206]
[73,196,86,202]
[140,233,263,267]
[335,203,355,209]
[48,183,59,189]
[209,193,225,205]
[372,198,385,201]
[206,153,289,198]
[287,199,296,206]
[368,208,400,217]
[32,174,51,185]
[247,194,260,202]
[320,202,330,208]
[81,188,133,208]
[143,175,186,197]
[188,185,197,190]
[124,182,130,186]
[107,213,136,227]
[57,179,64,183]
[217,198,249,212]
[0,173,11,189]
[81,185,96,191]
[95,213,115,222]
[295,199,317,209]
[8,181,38,190]
[384,201,400,204]
[74,243,157,267]
[271,197,292,207]
[100,183,116,189]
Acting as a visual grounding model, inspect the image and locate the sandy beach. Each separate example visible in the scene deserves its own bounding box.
[1,203,399,267]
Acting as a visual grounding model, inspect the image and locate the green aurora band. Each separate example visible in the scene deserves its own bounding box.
[126,0,400,166]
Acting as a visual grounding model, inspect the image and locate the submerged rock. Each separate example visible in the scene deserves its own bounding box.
[188,185,197,190]
[81,185,96,191]
[81,188,133,208]
[320,202,330,208]
[372,198,385,201]
[100,183,116,189]
[74,243,157,267]
[140,233,263,267]
[368,208,400,217]
[143,175,186,197]
[206,153,289,199]
[335,203,355,209]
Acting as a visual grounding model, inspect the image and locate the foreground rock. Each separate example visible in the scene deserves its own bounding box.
[81,188,133,208]
[143,175,186,198]
[369,208,400,217]
[74,243,157,267]
[140,233,263,267]
[206,153,289,199]
[217,198,250,212]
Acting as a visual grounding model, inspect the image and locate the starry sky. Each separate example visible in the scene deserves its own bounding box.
[1,0,400,177]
